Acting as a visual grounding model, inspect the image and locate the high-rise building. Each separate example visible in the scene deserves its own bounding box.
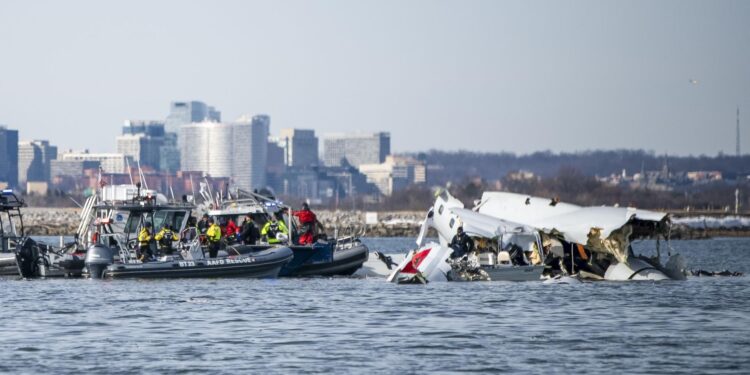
[165,101,221,133]
[180,115,269,191]
[18,140,57,185]
[0,126,19,188]
[358,155,425,196]
[160,133,180,173]
[50,159,100,179]
[278,128,319,167]
[122,120,165,137]
[117,121,165,170]
[322,132,390,168]
[164,101,221,172]
[60,151,130,174]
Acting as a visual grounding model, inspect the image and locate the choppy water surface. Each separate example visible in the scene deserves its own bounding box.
[1,237,749,374]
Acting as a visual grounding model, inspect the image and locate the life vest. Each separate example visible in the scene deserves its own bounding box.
[295,210,316,224]
[206,224,222,243]
[138,228,152,247]
[156,228,174,248]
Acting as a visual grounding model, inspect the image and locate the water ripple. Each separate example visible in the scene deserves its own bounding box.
[0,237,748,374]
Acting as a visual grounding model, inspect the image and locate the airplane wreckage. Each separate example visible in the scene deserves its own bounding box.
[376,190,738,284]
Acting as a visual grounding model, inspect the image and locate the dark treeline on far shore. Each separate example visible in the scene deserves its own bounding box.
[373,170,750,212]
[412,149,750,184]
[17,149,750,213]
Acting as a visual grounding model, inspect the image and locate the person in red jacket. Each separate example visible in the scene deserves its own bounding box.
[293,202,320,245]
[224,218,239,243]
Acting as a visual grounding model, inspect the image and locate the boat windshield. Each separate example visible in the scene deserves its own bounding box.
[212,212,269,227]
[152,210,188,231]
[501,233,539,253]
[124,213,146,234]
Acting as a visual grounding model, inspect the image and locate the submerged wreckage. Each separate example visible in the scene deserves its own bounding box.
[386,190,694,283]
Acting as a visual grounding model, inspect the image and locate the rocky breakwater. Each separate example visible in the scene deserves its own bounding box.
[316,210,427,238]
[19,207,428,238]
[21,207,82,236]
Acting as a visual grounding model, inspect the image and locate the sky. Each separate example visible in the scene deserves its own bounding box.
[1,0,749,156]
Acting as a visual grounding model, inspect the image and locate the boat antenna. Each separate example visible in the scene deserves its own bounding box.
[96,166,103,196]
[125,158,134,185]
[137,160,149,190]
[204,177,214,206]
[68,196,83,208]
[190,174,196,201]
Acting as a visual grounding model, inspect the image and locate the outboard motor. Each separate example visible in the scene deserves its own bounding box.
[15,237,40,278]
[84,245,114,279]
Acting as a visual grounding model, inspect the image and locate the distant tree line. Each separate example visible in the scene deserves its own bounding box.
[376,166,750,212]
[408,149,750,184]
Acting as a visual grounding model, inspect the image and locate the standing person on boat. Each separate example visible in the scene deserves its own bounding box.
[181,216,198,242]
[206,217,222,258]
[293,202,320,245]
[261,216,288,244]
[154,224,176,255]
[224,217,239,244]
[240,214,259,245]
[197,213,210,234]
[449,226,474,259]
[138,221,155,262]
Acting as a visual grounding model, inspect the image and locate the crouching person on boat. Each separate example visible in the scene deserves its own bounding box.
[261,216,288,245]
[138,221,155,262]
[155,224,176,255]
[449,226,474,259]
[206,218,222,258]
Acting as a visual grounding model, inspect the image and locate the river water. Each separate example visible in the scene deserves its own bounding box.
[0,237,748,374]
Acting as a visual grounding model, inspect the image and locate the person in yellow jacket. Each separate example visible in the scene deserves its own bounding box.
[205,217,222,258]
[138,221,154,262]
[154,224,176,255]
[261,216,288,244]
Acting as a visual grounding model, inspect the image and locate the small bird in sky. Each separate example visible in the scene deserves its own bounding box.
[689,79,699,84]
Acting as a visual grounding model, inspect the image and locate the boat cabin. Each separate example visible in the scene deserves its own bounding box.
[0,189,25,253]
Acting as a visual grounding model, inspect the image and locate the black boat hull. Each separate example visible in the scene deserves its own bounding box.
[99,246,293,279]
[284,242,369,277]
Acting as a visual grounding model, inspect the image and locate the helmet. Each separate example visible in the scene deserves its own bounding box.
[302,202,310,210]
[145,222,153,228]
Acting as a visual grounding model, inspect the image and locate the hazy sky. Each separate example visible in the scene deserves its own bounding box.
[1,0,749,156]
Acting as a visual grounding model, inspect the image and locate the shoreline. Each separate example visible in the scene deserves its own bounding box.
[16,207,750,239]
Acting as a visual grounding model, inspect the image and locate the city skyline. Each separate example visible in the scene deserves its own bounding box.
[1,1,749,156]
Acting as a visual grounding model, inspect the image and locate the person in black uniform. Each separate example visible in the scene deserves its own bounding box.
[449,226,474,259]
[197,213,210,234]
[239,214,259,245]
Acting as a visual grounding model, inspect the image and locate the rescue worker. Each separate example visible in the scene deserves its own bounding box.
[449,226,474,259]
[503,242,529,266]
[154,224,176,255]
[293,202,321,245]
[224,218,239,244]
[541,240,562,276]
[138,221,154,262]
[181,216,198,242]
[206,217,222,258]
[197,213,210,234]
[526,241,543,265]
[239,214,259,245]
[261,216,288,244]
